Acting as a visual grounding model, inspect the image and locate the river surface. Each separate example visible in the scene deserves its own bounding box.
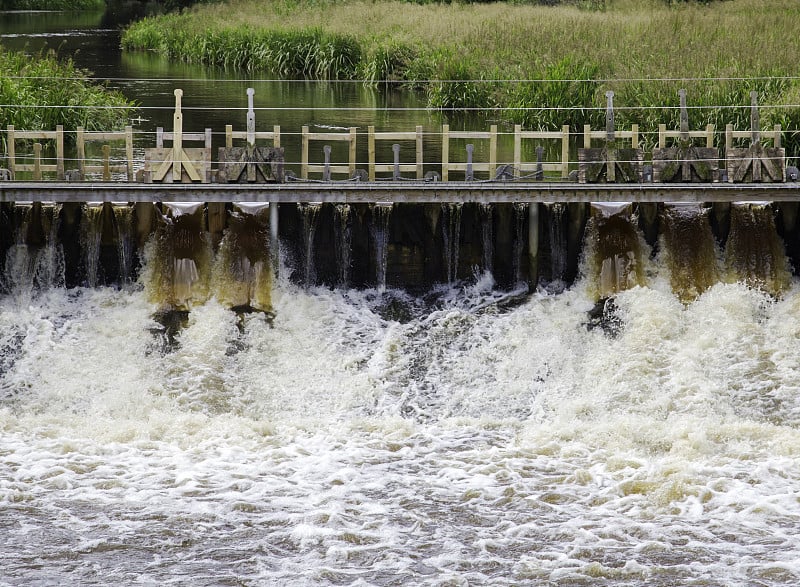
[0,8,503,174]
[3,265,800,586]
[3,8,800,587]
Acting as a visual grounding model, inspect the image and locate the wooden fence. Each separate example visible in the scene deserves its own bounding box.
[0,89,789,184]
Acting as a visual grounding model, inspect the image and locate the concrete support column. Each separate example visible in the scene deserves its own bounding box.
[528,203,539,288]
[270,202,279,277]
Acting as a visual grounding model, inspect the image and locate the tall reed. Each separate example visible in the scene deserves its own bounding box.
[122,16,361,79]
[121,0,800,154]
[0,47,135,150]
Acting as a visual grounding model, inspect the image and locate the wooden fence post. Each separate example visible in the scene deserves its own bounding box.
[441,124,449,182]
[301,126,309,180]
[33,142,42,180]
[56,124,64,180]
[7,125,15,178]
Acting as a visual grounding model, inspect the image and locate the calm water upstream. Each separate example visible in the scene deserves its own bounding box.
[0,8,496,171]
[2,9,800,587]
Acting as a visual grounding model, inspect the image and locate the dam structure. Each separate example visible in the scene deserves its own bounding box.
[6,84,800,584]
[2,88,799,304]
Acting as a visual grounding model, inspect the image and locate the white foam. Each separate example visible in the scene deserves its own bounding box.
[591,202,631,217]
[234,202,270,213]
[163,202,203,216]
[3,281,800,584]
[733,201,772,207]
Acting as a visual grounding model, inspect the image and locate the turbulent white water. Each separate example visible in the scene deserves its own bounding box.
[2,271,800,585]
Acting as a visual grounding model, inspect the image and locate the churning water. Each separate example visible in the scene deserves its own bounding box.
[3,249,800,585]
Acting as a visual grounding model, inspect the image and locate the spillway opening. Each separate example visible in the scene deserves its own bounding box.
[1,200,798,333]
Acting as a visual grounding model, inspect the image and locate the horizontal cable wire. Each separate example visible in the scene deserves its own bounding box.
[3,105,800,113]
[6,74,800,83]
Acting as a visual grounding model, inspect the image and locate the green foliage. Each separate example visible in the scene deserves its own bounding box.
[359,43,419,87]
[122,19,361,78]
[119,0,800,158]
[763,80,800,161]
[0,46,135,150]
[609,75,791,150]
[157,0,218,10]
[502,57,602,130]
[426,59,493,111]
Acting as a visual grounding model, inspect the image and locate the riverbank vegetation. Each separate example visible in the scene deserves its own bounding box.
[0,47,135,147]
[121,0,800,149]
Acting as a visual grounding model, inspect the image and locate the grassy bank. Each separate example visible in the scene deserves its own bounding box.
[1,47,135,147]
[121,0,800,149]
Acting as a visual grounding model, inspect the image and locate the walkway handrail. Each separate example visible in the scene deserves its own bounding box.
[6,124,65,180]
[77,126,134,181]
[1,88,793,185]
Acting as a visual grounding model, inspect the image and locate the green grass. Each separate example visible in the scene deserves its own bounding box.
[121,0,800,152]
[122,16,361,79]
[0,46,135,150]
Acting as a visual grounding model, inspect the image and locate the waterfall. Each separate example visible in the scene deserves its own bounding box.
[334,204,352,288]
[661,204,719,302]
[80,204,136,288]
[2,203,64,298]
[213,205,272,313]
[441,203,462,283]
[725,203,791,296]
[548,203,568,284]
[299,203,321,287]
[115,205,136,286]
[370,204,392,292]
[585,205,646,300]
[512,202,527,285]
[37,204,64,291]
[480,203,493,275]
[144,204,211,311]
[81,205,104,288]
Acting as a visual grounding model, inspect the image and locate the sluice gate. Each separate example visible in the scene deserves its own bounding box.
[2,89,800,310]
[1,198,797,311]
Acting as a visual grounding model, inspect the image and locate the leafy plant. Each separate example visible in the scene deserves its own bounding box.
[0,46,135,151]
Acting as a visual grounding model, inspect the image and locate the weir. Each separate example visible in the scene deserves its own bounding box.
[5,197,794,308]
[3,89,800,307]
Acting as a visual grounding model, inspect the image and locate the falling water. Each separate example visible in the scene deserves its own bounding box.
[143,205,211,311]
[370,204,392,292]
[80,205,104,288]
[547,203,568,284]
[299,203,321,287]
[661,204,719,302]
[212,205,272,313]
[4,200,800,585]
[585,205,646,300]
[512,202,527,285]
[80,202,136,288]
[2,203,64,299]
[334,204,352,288]
[441,203,463,283]
[480,203,494,275]
[725,203,791,296]
[115,205,136,286]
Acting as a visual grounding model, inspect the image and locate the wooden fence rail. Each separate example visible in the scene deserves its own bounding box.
[76,126,134,181]
[6,124,64,180]
[301,125,357,180]
[0,121,790,184]
[368,125,424,181]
